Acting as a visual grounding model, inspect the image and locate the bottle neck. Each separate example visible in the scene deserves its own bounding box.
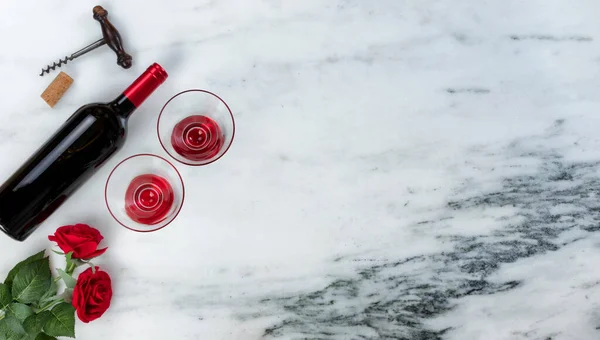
[117,63,168,118]
[112,94,136,119]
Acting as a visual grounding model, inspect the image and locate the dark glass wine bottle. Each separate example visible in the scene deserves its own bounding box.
[0,63,168,241]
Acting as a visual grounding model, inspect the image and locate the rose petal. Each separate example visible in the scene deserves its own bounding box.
[83,247,108,260]
[72,241,99,259]
[76,308,91,323]
[66,234,90,243]
[74,224,103,241]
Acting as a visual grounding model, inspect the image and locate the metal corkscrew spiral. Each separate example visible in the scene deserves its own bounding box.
[40,57,75,76]
[39,6,132,76]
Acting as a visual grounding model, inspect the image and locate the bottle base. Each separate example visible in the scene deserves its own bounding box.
[0,223,25,242]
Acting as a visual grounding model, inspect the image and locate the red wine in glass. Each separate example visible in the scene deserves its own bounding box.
[125,174,174,225]
[157,90,235,166]
[171,115,224,162]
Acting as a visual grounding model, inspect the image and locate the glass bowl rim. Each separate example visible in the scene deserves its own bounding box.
[156,89,236,166]
[104,153,186,233]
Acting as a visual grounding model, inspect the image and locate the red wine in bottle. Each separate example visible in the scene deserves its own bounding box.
[0,63,168,241]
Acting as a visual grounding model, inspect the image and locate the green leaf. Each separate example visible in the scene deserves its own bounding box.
[4,317,24,336]
[0,318,8,339]
[5,304,32,322]
[12,259,51,305]
[23,312,51,336]
[38,280,57,308]
[0,319,7,340]
[55,270,75,290]
[0,284,11,309]
[64,252,72,265]
[64,253,74,276]
[0,317,18,340]
[4,251,45,289]
[50,250,63,256]
[0,316,25,337]
[35,334,56,340]
[42,303,75,338]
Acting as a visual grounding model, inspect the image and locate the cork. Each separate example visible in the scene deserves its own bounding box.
[41,72,74,108]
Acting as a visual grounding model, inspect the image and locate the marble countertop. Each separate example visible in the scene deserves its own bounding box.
[1,0,600,339]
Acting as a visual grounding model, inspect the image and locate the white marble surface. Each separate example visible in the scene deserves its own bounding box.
[1,0,600,339]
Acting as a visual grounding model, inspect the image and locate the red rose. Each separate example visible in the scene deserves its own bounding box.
[48,224,108,259]
[72,267,112,323]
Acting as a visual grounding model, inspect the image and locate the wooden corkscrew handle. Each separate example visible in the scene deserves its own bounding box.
[93,5,133,69]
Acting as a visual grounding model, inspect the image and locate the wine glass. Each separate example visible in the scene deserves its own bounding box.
[105,154,185,232]
[157,89,235,166]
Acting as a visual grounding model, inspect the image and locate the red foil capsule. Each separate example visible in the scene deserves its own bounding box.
[124,63,168,107]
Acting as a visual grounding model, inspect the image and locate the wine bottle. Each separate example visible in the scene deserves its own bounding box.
[0,63,168,241]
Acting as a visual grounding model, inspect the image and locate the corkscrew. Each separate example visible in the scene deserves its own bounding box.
[39,6,133,76]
